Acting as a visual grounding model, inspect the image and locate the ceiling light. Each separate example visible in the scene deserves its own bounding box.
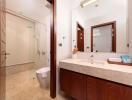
[81,0,97,7]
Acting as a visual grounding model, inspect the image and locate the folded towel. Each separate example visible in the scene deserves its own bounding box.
[108,58,122,63]
[121,55,132,64]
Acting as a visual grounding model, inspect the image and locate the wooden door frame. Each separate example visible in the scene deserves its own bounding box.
[77,22,84,31]
[91,21,116,52]
[0,0,6,100]
[77,22,84,52]
[48,0,57,98]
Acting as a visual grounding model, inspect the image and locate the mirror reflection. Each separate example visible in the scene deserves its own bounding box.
[72,0,128,53]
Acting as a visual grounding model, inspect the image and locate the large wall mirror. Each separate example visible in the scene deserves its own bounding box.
[72,0,128,53]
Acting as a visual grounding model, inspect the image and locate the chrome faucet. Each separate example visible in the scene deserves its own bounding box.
[90,54,94,64]
[90,54,94,58]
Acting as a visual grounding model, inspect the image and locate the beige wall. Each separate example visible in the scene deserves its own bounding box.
[84,11,128,53]
[72,3,128,53]
[34,16,50,68]
[6,13,36,66]
[6,13,50,68]
[128,0,132,56]
[57,0,72,64]
[56,0,72,96]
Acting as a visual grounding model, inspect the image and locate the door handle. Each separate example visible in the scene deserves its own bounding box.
[42,51,46,55]
[37,50,41,56]
[1,53,10,59]
[5,53,10,55]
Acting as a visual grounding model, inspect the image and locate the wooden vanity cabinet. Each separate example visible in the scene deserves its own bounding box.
[60,68,132,100]
[96,79,132,100]
[60,69,71,95]
[60,69,86,100]
[86,77,132,100]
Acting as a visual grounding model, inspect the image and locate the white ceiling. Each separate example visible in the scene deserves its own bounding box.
[6,0,50,22]
[74,0,127,21]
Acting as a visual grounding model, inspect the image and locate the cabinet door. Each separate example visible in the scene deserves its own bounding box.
[102,80,132,100]
[70,72,86,100]
[86,76,99,100]
[87,76,132,100]
[60,69,71,95]
[60,69,86,100]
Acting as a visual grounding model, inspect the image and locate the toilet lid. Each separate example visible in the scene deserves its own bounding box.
[36,67,50,74]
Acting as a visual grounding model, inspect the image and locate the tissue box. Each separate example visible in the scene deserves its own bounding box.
[121,55,132,64]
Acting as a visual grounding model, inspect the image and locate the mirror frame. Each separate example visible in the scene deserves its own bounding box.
[91,21,117,52]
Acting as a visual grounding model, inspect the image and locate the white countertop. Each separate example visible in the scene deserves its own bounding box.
[59,59,132,87]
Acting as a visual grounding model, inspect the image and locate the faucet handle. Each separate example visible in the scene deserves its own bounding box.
[90,54,94,57]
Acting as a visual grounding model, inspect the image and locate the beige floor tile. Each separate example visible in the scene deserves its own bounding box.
[6,69,51,100]
[6,69,69,100]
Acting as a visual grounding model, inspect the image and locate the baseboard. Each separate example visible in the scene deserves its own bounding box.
[6,62,35,76]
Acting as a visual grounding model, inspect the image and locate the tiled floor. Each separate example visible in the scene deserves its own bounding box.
[6,68,70,100]
[6,69,52,100]
[6,70,69,100]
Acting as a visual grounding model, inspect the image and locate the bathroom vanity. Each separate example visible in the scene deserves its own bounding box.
[59,0,132,99]
[59,59,132,100]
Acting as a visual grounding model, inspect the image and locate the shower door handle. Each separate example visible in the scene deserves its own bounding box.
[5,53,10,55]
[2,53,10,59]
[42,51,46,55]
[37,51,41,56]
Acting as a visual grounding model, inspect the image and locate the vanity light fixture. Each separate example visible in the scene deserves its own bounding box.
[81,0,97,7]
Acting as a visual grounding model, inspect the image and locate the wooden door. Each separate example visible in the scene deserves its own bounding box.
[0,0,6,99]
[77,23,84,52]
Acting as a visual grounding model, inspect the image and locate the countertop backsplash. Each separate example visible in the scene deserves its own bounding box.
[72,52,127,61]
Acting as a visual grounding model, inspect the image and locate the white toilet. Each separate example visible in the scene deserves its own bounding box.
[36,67,50,89]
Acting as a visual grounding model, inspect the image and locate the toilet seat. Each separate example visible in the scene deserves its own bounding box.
[36,67,50,78]
[36,67,50,74]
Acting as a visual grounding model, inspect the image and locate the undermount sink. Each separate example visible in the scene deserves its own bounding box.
[73,59,106,65]
[91,60,106,65]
